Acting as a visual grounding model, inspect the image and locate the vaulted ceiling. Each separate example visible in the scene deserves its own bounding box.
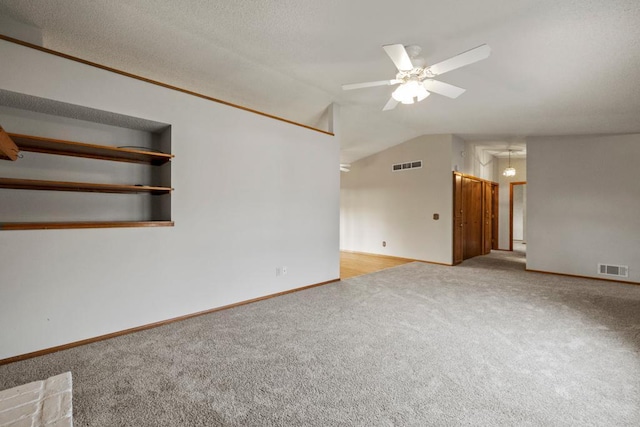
[1,0,638,163]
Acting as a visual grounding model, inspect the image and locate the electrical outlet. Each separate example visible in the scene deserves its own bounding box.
[282,266,287,275]
[276,267,282,277]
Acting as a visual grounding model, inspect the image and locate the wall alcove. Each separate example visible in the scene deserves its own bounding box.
[0,90,173,230]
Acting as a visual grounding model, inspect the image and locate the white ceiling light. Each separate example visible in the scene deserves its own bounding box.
[503,150,516,177]
[503,167,516,177]
[340,163,351,172]
[391,80,430,105]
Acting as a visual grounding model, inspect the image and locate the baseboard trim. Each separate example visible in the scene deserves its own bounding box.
[525,268,639,286]
[0,278,340,366]
[340,250,452,266]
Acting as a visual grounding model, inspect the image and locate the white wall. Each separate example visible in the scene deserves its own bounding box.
[527,134,640,283]
[0,39,339,359]
[340,134,453,264]
[452,135,465,173]
[497,157,526,249]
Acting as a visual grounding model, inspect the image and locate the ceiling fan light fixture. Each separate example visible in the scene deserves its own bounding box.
[416,86,430,101]
[392,80,429,104]
[391,83,412,103]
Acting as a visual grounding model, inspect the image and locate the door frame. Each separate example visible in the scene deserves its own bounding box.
[491,183,499,250]
[509,181,527,251]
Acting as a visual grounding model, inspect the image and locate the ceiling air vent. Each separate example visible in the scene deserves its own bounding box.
[598,263,629,278]
[392,160,422,172]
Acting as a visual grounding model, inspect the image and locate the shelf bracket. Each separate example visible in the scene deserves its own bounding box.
[0,126,20,161]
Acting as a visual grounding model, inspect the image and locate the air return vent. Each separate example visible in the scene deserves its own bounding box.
[598,263,629,278]
[392,160,422,172]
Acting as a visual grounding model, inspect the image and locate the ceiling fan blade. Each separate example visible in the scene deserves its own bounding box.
[342,79,400,91]
[422,80,466,99]
[382,44,414,71]
[382,97,399,111]
[427,44,491,76]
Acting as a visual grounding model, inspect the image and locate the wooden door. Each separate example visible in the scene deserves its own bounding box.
[463,177,483,259]
[453,173,463,264]
[452,173,498,264]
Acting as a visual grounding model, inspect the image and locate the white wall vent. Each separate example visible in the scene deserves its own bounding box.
[597,263,629,278]
[392,160,422,172]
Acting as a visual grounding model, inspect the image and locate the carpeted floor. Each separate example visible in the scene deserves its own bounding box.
[1,250,639,426]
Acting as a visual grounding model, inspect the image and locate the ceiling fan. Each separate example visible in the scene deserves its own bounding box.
[342,43,491,110]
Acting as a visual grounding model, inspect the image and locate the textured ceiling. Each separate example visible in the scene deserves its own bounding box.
[0,0,639,163]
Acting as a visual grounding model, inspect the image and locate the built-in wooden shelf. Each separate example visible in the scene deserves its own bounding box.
[0,221,175,231]
[0,177,173,194]
[0,123,173,231]
[7,133,174,165]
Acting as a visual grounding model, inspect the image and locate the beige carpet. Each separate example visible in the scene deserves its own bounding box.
[1,250,639,426]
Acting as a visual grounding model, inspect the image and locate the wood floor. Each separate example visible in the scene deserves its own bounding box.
[340,251,415,279]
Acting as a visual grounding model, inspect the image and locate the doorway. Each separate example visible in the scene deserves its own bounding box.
[509,182,526,252]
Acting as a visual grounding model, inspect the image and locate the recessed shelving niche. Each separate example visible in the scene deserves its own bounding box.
[0,91,174,230]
